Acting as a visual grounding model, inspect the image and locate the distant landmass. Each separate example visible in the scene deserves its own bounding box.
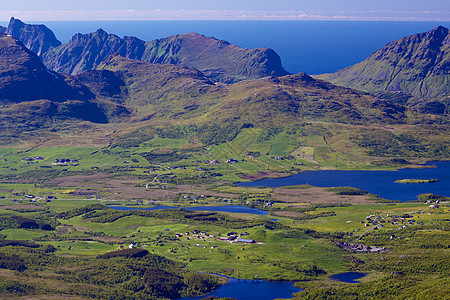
[317,26,449,114]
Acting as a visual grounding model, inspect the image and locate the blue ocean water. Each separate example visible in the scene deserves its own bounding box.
[2,21,449,74]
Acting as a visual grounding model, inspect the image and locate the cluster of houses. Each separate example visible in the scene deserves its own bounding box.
[206,160,220,164]
[361,213,425,232]
[116,229,258,252]
[21,156,44,164]
[425,200,440,208]
[175,230,256,244]
[118,243,143,250]
[333,240,387,253]
[226,158,239,163]
[52,158,79,165]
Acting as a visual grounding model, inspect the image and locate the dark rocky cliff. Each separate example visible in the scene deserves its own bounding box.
[5,17,61,57]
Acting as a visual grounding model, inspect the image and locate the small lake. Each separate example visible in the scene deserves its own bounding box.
[181,276,301,300]
[329,272,367,283]
[238,161,450,201]
[109,205,268,215]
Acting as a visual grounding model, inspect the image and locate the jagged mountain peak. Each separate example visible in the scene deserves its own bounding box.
[5,17,61,57]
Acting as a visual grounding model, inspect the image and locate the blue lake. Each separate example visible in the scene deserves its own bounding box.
[109,205,268,215]
[238,161,450,201]
[181,276,301,300]
[330,272,367,283]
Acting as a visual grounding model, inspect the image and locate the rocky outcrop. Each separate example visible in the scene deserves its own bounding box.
[5,17,61,57]
[317,26,449,101]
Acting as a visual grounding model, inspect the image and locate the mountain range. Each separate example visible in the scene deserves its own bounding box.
[0,18,448,135]
[1,17,289,84]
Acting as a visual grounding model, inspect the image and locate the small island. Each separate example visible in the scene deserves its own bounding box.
[394,178,439,184]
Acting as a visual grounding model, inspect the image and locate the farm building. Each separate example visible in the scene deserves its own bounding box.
[237,238,256,244]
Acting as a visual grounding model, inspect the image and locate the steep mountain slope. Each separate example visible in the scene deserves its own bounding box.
[317,26,449,102]
[0,26,5,34]
[90,55,219,121]
[42,27,289,83]
[4,17,61,57]
[0,35,91,103]
[140,32,289,83]
[0,35,108,128]
[91,55,407,126]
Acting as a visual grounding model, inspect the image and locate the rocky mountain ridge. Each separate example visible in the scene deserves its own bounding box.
[317,26,449,110]
[2,18,289,84]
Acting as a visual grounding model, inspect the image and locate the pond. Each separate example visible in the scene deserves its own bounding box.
[109,205,268,215]
[329,272,367,283]
[181,276,301,300]
[238,161,450,201]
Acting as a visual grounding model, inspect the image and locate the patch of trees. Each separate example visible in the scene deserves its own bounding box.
[139,150,191,164]
[57,203,108,220]
[0,215,54,231]
[0,245,222,299]
[0,240,39,248]
[258,126,284,142]
[279,263,326,277]
[98,248,149,259]
[143,268,185,299]
[83,208,273,229]
[418,193,449,202]
[143,268,222,299]
[326,186,368,195]
[264,220,289,230]
[270,203,349,220]
[15,216,39,229]
[0,253,27,271]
